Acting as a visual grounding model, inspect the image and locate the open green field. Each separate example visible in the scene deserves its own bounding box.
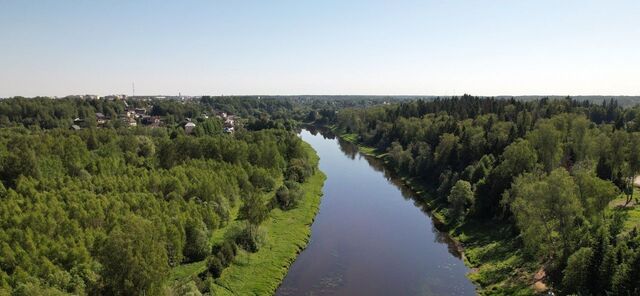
[170,142,326,295]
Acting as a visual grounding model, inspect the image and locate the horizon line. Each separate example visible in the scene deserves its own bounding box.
[4,93,640,98]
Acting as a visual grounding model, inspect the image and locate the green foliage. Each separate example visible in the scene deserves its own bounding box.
[249,168,276,192]
[329,95,640,294]
[274,181,304,210]
[447,180,473,221]
[573,165,619,219]
[208,157,326,295]
[205,256,224,278]
[610,244,640,295]
[510,168,583,259]
[527,121,563,173]
[285,158,314,183]
[239,193,269,227]
[562,247,593,294]
[184,220,210,262]
[193,118,222,136]
[0,97,316,295]
[99,215,169,296]
[235,224,263,253]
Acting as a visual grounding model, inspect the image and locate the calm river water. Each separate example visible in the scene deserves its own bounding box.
[276,128,476,296]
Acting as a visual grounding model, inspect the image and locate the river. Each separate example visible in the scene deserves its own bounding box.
[275,128,476,296]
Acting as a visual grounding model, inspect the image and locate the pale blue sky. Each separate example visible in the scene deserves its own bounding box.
[1,0,639,97]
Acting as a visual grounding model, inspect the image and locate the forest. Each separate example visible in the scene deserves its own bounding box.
[327,95,640,295]
[3,94,640,295]
[0,97,320,295]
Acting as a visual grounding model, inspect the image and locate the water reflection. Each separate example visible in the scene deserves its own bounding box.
[277,128,476,296]
[328,127,464,259]
[336,138,359,159]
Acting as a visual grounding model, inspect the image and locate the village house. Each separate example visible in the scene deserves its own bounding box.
[95,112,109,125]
[134,108,146,116]
[224,116,235,126]
[121,117,137,127]
[184,122,196,134]
[141,116,161,127]
[102,94,126,101]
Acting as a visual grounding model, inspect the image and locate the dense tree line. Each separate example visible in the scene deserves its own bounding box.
[334,95,640,295]
[200,95,392,130]
[0,98,316,295]
[0,97,126,129]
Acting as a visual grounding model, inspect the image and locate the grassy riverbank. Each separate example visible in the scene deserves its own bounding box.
[335,130,537,295]
[171,142,326,295]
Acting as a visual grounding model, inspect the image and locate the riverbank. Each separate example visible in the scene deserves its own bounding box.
[170,142,326,295]
[334,129,538,296]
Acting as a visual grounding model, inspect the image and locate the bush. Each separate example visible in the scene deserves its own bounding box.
[206,256,224,278]
[229,240,238,256]
[212,240,237,257]
[174,280,202,296]
[274,185,292,210]
[285,158,312,183]
[275,181,304,210]
[221,241,236,261]
[249,168,275,192]
[235,225,262,253]
[207,240,238,278]
[183,220,210,262]
[215,251,228,267]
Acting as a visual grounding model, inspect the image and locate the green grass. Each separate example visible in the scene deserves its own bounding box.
[625,207,640,229]
[169,204,242,286]
[625,190,640,231]
[170,142,326,295]
[170,261,207,283]
[336,132,381,157]
[401,177,536,295]
[608,189,640,233]
[210,169,325,295]
[454,222,536,295]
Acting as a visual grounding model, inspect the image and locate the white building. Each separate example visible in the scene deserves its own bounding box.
[184,122,196,134]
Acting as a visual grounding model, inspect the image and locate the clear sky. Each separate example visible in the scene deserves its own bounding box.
[1,0,639,97]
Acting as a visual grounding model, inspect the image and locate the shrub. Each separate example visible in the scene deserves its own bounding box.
[249,168,275,192]
[215,251,228,267]
[275,181,304,210]
[184,220,210,262]
[206,256,224,278]
[221,242,236,262]
[235,224,262,253]
[274,185,292,210]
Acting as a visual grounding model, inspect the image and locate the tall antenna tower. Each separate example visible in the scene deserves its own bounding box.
[132,82,135,97]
